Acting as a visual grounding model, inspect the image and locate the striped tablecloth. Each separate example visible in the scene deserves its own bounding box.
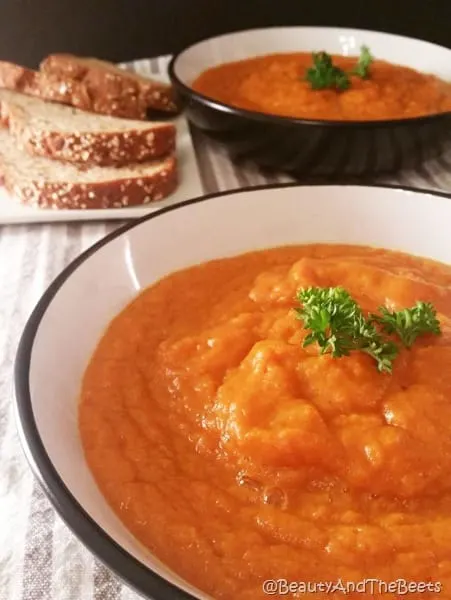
[1,55,451,600]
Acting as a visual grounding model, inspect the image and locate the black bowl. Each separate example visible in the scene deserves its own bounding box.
[168,26,451,178]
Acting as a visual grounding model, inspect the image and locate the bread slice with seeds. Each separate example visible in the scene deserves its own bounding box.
[0,128,178,210]
[0,58,179,120]
[40,54,179,117]
[0,89,176,167]
[0,60,97,113]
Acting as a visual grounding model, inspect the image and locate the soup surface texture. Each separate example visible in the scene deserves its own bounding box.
[191,52,451,121]
[80,244,451,599]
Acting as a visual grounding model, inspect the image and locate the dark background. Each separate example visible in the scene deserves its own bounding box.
[1,0,450,67]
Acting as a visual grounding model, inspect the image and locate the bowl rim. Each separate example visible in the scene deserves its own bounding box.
[14,182,451,600]
[168,25,451,129]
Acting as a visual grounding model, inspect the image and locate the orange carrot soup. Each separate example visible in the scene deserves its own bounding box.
[191,52,451,121]
[80,244,451,599]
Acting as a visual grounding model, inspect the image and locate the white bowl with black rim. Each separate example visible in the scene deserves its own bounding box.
[14,183,451,599]
[168,26,451,178]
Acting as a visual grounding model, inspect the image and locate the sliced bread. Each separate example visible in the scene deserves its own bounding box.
[0,58,178,120]
[0,89,176,167]
[0,60,95,112]
[40,54,179,117]
[0,128,178,210]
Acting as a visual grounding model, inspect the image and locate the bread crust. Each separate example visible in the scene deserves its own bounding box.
[14,123,176,167]
[40,54,179,117]
[0,60,37,90]
[1,152,178,210]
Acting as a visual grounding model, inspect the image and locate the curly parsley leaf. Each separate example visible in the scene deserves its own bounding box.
[295,287,441,373]
[370,301,441,348]
[352,45,374,79]
[305,46,374,90]
[305,52,350,91]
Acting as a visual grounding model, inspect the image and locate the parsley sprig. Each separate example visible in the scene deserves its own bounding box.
[305,52,351,91]
[370,302,441,349]
[352,46,373,79]
[305,46,374,91]
[295,287,441,374]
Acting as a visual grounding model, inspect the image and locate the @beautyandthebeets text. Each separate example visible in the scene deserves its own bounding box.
[262,578,442,595]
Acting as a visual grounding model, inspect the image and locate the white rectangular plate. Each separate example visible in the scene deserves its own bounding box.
[0,69,204,225]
